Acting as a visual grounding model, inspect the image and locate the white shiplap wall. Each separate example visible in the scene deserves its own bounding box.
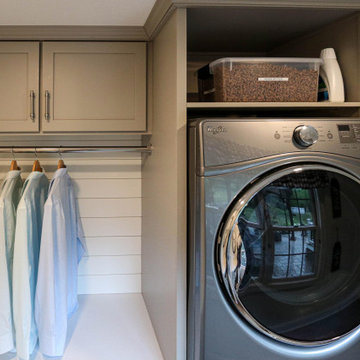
[0,153,142,295]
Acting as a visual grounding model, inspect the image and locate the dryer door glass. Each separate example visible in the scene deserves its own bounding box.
[216,164,360,345]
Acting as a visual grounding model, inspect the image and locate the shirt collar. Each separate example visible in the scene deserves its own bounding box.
[5,170,21,180]
[26,171,46,181]
[53,167,68,179]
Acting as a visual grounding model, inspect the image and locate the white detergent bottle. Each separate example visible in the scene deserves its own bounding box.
[320,48,345,102]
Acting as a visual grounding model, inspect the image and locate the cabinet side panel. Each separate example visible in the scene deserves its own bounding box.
[142,8,187,360]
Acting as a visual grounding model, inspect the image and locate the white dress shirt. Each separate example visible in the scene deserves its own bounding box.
[35,168,85,357]
[13,171,49,360]
[0,170,22,354]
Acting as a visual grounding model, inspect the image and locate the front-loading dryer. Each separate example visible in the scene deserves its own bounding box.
[187,118,360,360]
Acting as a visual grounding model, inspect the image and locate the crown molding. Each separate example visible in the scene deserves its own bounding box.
[144,0,175,39]
[171,0,360,9]
[0,26,148,41]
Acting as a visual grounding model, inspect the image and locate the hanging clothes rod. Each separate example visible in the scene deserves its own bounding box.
[0,145,153,154]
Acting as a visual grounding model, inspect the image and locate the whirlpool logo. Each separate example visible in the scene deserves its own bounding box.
[207,125,227,135]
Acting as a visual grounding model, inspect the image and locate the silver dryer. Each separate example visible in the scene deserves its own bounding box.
[188,118,360,360]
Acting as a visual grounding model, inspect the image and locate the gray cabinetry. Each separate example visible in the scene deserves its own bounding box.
[41,42,147,132]
[0,42,39,132]
[0,41,147,133]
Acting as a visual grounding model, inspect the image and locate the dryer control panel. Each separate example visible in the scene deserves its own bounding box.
[197,118,360,168]
[338,124,360,143]
[278,122,360,148]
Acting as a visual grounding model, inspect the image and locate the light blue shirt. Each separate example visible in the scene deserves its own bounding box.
[0,170,22,354]
[35,168,85,357]
[12,171,49,360]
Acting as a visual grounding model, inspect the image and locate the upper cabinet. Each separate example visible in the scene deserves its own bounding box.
[0,41,147,133]
[0,42,39,132]
[42,42,147,132]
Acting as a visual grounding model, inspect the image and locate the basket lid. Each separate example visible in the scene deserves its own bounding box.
[209,57,323,73]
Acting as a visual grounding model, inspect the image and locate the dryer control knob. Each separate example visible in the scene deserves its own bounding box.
[293,125,319,147]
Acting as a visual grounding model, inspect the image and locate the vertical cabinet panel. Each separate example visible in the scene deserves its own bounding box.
[42,42,147,132]
[0,42,39,132]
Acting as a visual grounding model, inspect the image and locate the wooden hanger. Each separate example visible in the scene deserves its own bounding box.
[32,160,42,172]
[57,147,66,169]
[10,149,20,171]
[10,160,20,171]
[32,148,43,172]
[57,159,66,169]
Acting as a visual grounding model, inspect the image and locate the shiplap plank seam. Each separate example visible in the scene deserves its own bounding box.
[84,235,141,238]
[83,254,141,258]
[78,273,141,277]
[80,216,141,219]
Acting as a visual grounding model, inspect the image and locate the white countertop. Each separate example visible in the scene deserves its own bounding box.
[0,294,164,360]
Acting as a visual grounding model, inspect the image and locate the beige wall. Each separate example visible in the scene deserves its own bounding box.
[271,14,360,102]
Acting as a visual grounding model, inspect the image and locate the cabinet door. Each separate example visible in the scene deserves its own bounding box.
[0,42,39,132]
[42,42,147,132]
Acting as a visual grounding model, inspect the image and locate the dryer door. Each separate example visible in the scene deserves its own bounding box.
[216,164,360,346]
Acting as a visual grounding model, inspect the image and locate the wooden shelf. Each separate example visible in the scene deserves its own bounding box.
[187,102,360,109]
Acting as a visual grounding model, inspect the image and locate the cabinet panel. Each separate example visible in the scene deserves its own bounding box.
[0,42,39,132]
[42,42,147,132]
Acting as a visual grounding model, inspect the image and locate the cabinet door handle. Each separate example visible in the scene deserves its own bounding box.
[30,90,35,121]
[45,90,50,121]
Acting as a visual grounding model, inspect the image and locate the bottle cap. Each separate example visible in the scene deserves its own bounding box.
[320,48,337,60]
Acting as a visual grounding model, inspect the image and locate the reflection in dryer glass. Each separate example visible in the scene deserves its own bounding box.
[265,187,317,280]
[217,168,360,343]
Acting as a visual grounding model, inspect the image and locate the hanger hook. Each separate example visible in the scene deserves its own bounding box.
[11,147,16,161]
[58,146,63,160]
[34,147,45,172]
